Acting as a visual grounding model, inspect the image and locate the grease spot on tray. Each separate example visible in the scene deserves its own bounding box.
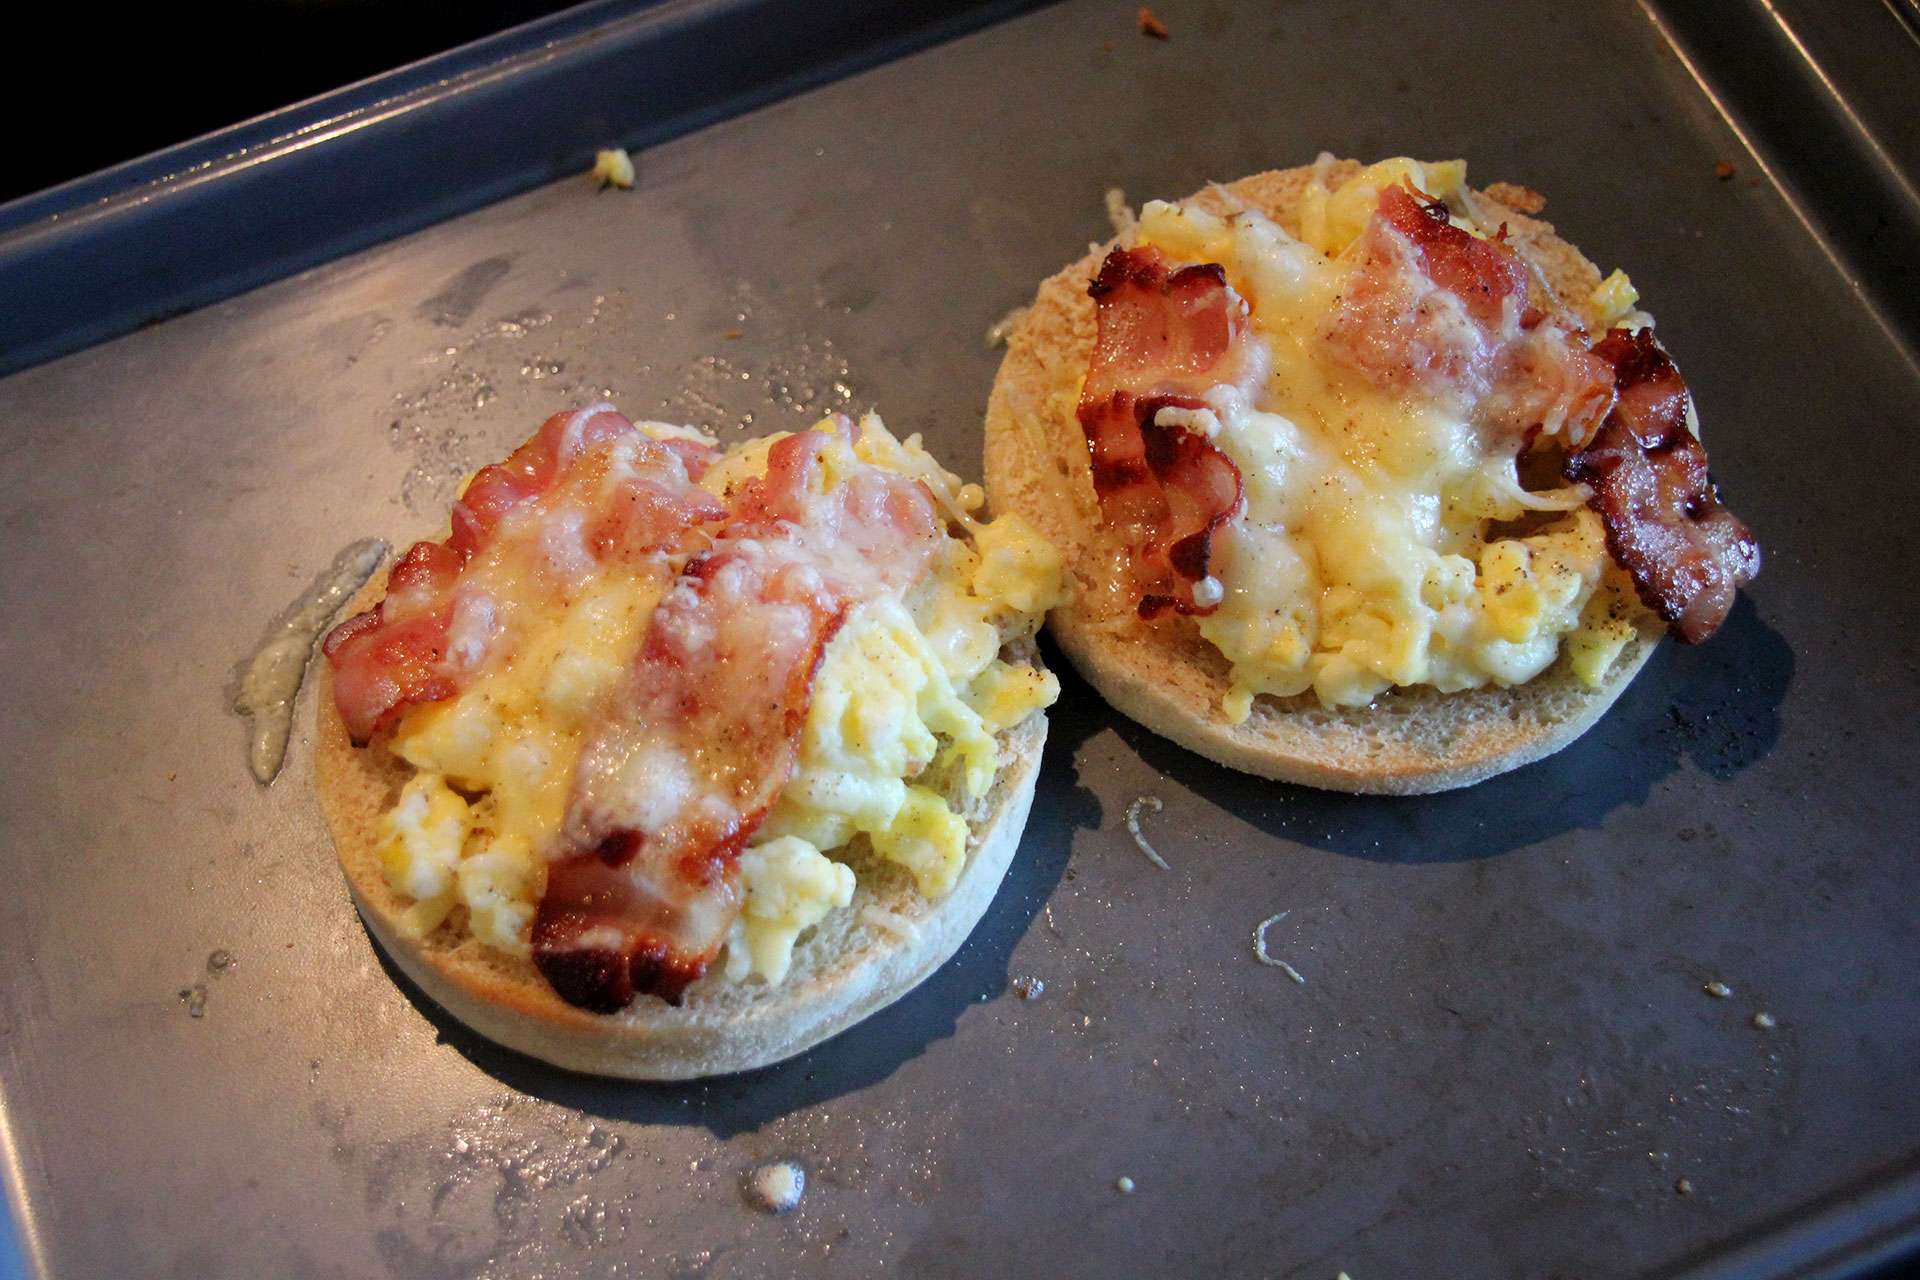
[419,257,514,328]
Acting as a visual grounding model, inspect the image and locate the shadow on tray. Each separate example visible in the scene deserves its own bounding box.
[372,597,1787,1130]
[1106,592,1793,864]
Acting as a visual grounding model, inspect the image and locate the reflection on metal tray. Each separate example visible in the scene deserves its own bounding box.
[1,0,1918,1276]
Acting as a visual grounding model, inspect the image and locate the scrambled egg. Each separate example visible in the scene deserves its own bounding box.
[1134,158,1650,718]
[373,414,1065,986]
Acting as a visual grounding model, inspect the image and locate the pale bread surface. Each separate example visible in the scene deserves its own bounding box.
[983,161,1661,795]
[315,574,1048,1079]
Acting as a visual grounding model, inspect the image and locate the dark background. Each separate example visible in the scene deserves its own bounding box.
[2,0,588,207]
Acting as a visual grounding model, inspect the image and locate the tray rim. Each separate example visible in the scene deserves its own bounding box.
[1,1,1917,1276]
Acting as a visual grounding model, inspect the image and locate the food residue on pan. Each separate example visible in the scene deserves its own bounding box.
[178,948,237,1019]
[1752,1011,1777,1029]
[1115,1175,1136,1193]
[1011,975,1045,999]
[746,1162,805,1213]
[592,148,635,189]
[234,538,387,783]
[1126,796,1170,869]
[1137,7,1169,38]
[1704,981,1733,999]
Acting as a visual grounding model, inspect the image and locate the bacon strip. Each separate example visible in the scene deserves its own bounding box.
[322,403,723,744]
[1566,329,1759,643]
[536,420,942,1009]
[1080,246,1254,618]
[321,542,463,743]
[1376,183,1530,329]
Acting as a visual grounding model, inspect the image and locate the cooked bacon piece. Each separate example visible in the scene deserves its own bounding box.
[539,420,942,1009]
[1487,332,1619,448]
[1567,329,1759,643]
[1323,187,1521,400]
[1376,183,1529,329]
[322,403,723,744]
[1080,246,1255,617]
[321,542,462,744]
[1083,247,1261,407]
[1327,184,1619,447]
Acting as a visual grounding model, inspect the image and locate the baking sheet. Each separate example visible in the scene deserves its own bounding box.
[2,0,1918,1276]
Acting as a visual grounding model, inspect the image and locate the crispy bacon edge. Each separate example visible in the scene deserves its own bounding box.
[532,421,943,1011]
[532,599,848,1010]
[1375,182,1530,330]
[1079,246,1249,619]
[1566,328,1759,643]
[320,405,723,744]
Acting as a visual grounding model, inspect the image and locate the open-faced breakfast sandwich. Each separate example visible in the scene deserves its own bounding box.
[985,155,1758,794]
[315,404,1065,1077]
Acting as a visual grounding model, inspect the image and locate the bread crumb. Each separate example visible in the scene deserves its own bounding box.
[592,148,635,189]
[723,329,742,340]
[1714,161,1736,181]
[1704,980,1732,998]
[1137,7,1169,37]
[1674,1176,1694,1195]
[1752,1011,1776,1029]
[746,1162,805,1213]
[1483,181,1546,215]
[1115,1175,1136,1193]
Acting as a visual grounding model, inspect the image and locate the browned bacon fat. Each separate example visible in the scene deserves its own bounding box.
[535,420,943,1010]
[1326,183,1618,446]
[1375,182,1529,329]
[1567,329,1759,643]
[323,404,723,744]
[1080,246,1255,617]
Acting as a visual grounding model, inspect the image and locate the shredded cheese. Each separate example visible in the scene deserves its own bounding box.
[1254,912,1305,982]
[860,905,922,942]
[1126,796,1170,869]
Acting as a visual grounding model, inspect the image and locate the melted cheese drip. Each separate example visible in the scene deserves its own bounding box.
[1134,160,1641,716]
[235,537,387,782]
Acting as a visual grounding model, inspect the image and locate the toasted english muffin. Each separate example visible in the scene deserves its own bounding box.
[314,638,1045,1079]
[984,159,1692,794]
[314,409,1062,1077]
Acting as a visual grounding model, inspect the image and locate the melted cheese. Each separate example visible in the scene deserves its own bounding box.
[379,415,1065,982]
[1132,160,1643,717]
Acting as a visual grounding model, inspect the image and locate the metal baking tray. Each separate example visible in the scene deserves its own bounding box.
[3,0,1917,1275]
